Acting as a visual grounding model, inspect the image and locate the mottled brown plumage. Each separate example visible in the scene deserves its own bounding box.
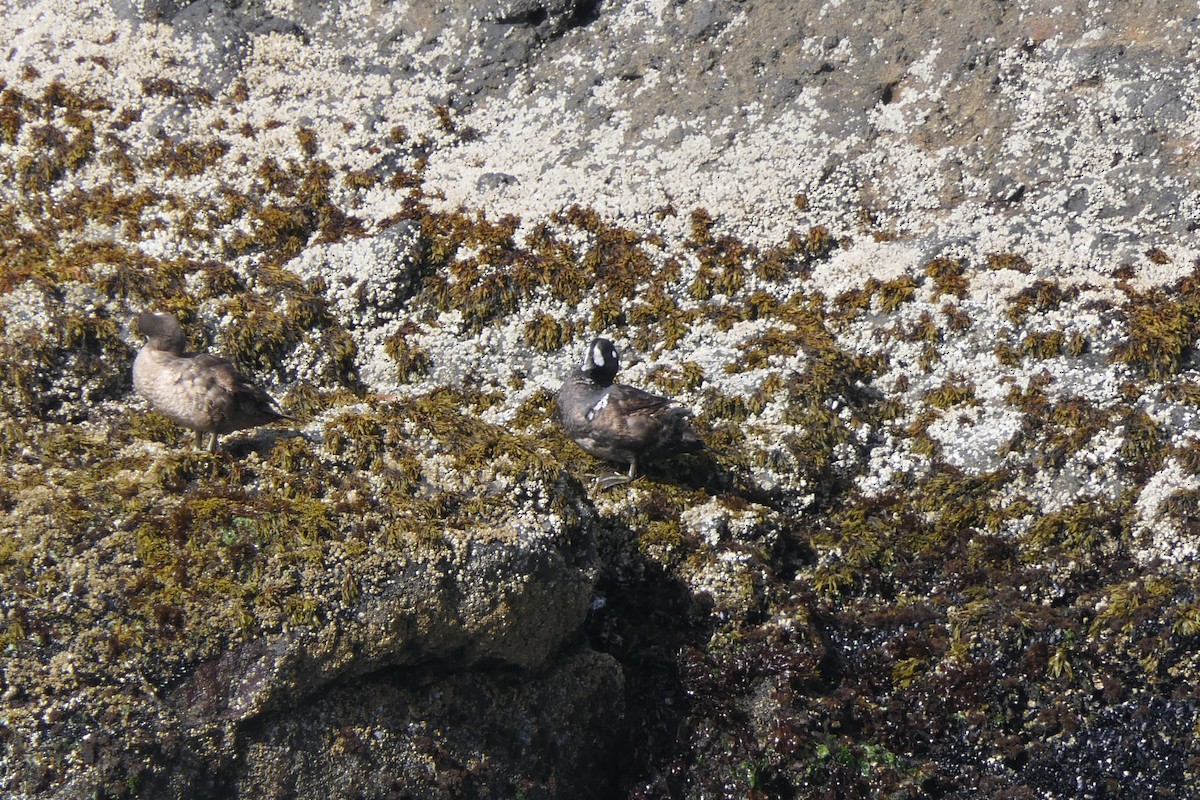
[557,337,705,488]
[132,311,290,451]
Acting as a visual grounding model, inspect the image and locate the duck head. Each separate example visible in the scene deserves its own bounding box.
[581,337,619,385]
[137,311,188,354]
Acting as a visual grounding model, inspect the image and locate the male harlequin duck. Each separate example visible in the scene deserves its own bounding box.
[132,310,291,452]
[557,337,705,489]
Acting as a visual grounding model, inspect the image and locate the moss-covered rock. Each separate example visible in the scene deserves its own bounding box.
[0,385,602,797]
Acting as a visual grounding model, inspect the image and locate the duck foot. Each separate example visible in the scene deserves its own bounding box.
[581,460,638,491]
[593,472,635,491]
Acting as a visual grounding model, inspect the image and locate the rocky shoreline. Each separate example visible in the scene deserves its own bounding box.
[1,0,1199,797]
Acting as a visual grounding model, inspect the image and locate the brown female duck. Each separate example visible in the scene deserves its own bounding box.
[132,311,290,452]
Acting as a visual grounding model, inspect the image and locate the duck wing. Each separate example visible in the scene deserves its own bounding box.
[600,384,674,417]
[589,384,701,456]
[186,354,290,429]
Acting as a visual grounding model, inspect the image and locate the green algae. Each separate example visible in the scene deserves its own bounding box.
[926,256,969,299]
[923,378,977,409]
[383,331,432,382]
[877,275,918,313]
[0,381,575,716]
[1111,269,1200,381]
[522,312,569,353]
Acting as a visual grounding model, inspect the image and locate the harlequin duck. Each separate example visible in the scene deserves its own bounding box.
[557,337,705,488]
[132,310,291,452]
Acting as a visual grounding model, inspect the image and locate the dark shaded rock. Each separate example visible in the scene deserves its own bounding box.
[224,651,623,800]
[1022,698,1200,798]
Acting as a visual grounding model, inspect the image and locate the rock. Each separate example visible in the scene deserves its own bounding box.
[3,0,1200,796]
[0,382,606,797]
[286,221,426,388]
[0,282,131,422]
[110,0,188,23]
[224,651,623,800]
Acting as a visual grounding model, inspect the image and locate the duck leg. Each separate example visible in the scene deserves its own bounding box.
[595,459,638,490]
[207,432,220,453]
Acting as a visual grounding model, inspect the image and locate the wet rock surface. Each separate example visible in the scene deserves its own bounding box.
[1,0,1199,798]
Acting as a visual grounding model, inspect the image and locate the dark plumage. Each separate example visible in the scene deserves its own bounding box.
[557,337,705,488]
[132,311,291,452]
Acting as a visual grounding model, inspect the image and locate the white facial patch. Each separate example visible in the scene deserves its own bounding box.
[592,346,608,368]
[586,392,609,420]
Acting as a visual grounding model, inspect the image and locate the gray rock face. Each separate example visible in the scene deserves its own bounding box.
[417,0,1200,268]
[167,519,598,725]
